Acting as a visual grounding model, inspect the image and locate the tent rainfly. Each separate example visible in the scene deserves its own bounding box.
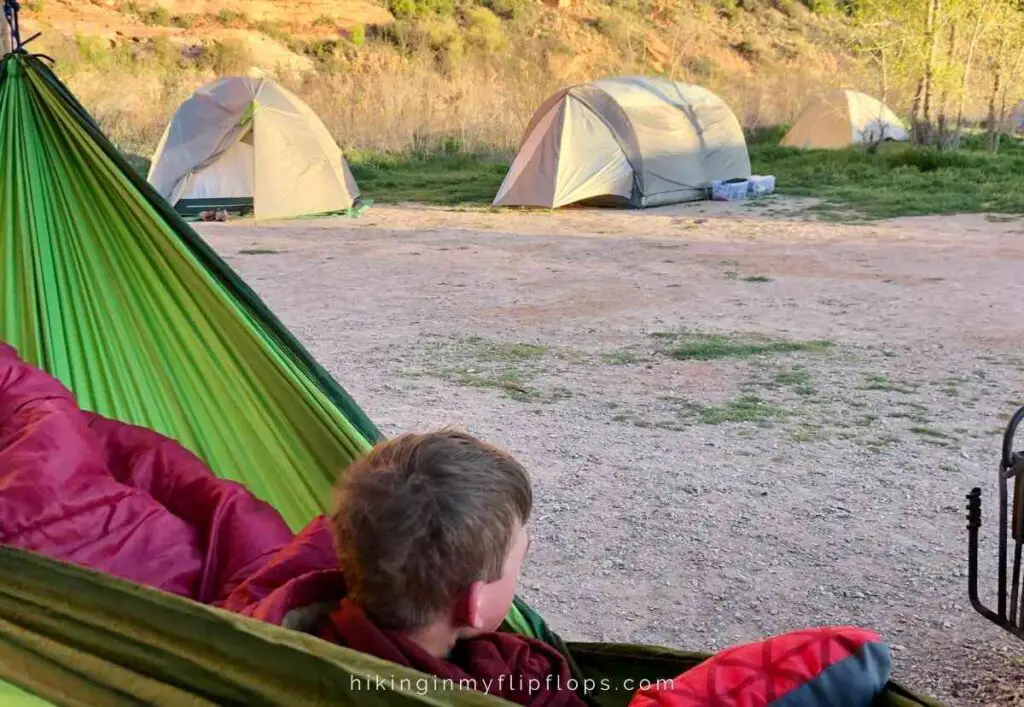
[781,90,909,149]
[148,77,359,221]
[493,77,751,209]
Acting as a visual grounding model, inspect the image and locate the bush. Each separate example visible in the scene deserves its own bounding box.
[312,14,335,27]
[593,13,632,51]
[388,0,418,18]
[198,38,251,74]
[140,6,170,26]
[214,9,248,26]
[464,7,507,52]
[349,24,366,46]
[170,13,197,28]
[483,0,525,19]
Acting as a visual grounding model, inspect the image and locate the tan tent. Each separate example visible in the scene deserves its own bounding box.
[781,90,909,149]
[148,77,359,221]
[493,77,751,209]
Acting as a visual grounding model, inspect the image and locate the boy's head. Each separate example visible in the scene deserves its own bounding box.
[332,430,532,638]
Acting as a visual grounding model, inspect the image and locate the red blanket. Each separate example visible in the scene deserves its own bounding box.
[0,342,584,707]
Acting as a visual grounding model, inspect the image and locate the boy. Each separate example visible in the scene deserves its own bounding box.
[320,430,589,707]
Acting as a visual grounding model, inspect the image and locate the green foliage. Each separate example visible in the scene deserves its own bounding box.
[732,40,757,59]
[254,21,293,44]
[464,7,507,52]
[140,5,170,25]
[652,332,833,361]
[388,0,456,18]
[312,14,336,27]
[349,24,366,46]
[388,0,418,18]
[483,0,526,19]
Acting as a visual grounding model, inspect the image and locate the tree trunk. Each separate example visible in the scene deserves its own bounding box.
[937,21,957,148]
[916,0,941,146]
[879,46,889,105]
[986,64,1002,153]
[955,3,989,140]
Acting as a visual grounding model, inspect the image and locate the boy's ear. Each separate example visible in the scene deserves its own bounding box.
[458,581,487,630]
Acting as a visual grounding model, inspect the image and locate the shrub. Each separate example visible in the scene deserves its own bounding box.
[483,0,525,19]
[312,14,335,27]
[140,6,170,26]
[214,9,248,26]
[593,13,632,51]
[388,0,418,18]
[170,13,197,28]
[349,24,366,46]
[198,38,251,74]
[464,7,507,52]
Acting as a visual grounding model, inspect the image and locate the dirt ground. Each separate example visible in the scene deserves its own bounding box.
[198,199,1024,707]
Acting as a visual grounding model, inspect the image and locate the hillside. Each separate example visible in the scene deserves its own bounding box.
[19,0,881,154]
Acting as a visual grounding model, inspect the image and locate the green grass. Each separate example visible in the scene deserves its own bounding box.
[696,395,784,425]
[601,349,643,365]
[742,275,772,282]
[238,248,281,255]
[652,331,833,361]
[347,151,507,205]
[336,131,1024,217]
[748,132,1024,220]
[774,367,815,395]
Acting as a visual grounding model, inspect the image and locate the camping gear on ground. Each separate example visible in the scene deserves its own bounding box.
[493,77,751,209]
[148,76,360,222]
[967,406,1024,642]
[711,177,750,202]
[0,45,939,706]
[629,627,891,707]
[781,90,909,149]
[747,175,776,196]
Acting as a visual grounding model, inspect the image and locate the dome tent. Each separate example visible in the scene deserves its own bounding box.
[493,77,751,209]
[148,77,360,221]
[781,89,909,149]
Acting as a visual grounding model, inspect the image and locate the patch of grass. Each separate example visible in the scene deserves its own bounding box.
[864,434,901,453]
[911,425,950,439]
[423,336,569,403]
[653,331,833,361]
[791,424,828,442]
[238,248,281,255]
[750,136,1024,220]
[459,336,546,362]
[742,275,772,282]
[347,151,506,205]
[774,367,815,395]
[601,349,643,365]
[860,374,918,394]
[696,395,784,425]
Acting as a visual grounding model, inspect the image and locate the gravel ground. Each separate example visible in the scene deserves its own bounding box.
[198,201,1024,706]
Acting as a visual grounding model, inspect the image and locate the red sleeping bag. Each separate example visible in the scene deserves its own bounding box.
[629,627,891,707]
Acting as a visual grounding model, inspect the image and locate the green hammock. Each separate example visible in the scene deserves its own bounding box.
[0,52,939,706]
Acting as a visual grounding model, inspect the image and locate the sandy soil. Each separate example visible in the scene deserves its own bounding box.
[197,200,1024,707]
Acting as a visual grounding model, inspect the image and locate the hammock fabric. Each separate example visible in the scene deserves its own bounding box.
[0,52,941,706]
